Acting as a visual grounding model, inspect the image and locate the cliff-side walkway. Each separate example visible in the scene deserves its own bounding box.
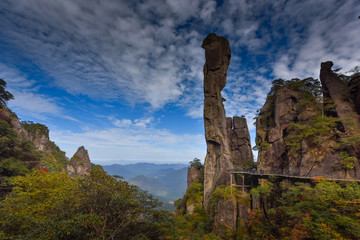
[229,169,360,194]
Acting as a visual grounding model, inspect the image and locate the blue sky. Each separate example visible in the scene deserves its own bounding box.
[0,0,359,165]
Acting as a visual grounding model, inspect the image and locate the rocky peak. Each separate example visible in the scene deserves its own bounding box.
[320,61,359,124]
[202,33,233,209]
[67,146,92,176]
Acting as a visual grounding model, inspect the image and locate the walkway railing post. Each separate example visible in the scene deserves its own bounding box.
[242,174,245,193]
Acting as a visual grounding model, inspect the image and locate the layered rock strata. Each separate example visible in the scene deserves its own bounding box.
[202,33,233,208]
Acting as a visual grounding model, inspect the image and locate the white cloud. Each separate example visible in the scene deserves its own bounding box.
[9,91,61,119]
[0,64,76,121]
[134,117,153,128]
[271,0,360,80]
[50,124,206,163]
[2,0,357,120]
[112,118,132,128]
[1,0,359,165]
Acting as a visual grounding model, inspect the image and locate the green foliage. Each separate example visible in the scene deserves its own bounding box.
[339,152,356,170]
[267,77,322,99]
[248,180,360,239]
[21,121,49,136]
[189,158,203,169]
[0,169,173,239]
[254,141,269,151]
[172,204,212,240]
[284,115,338,151]
[0,79,14,107]
[91,163,104,173]
[339,132,360,148]
[39,153,65,173]
[209,186,250,215]
[0,117,69,175]
[186,181,203,203]
[250,181,274,197]
[0,119,42,178]
[47,141,68,169]
[0,158,29,177]
[242,160,256,169]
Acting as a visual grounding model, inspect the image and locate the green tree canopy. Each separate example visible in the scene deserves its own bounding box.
[189,158,203,169]
[0,79,14,107]
[0,170,173,239]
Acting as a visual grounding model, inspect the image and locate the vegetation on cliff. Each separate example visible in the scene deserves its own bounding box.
[0,79,14,107]
[0,118,41,179]
[249,179,360,240]
[255,67,360,178]
[0,79,176,239]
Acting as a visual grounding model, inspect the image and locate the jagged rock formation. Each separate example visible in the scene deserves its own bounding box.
[256,87,300,174]
[256,62,360,179]
[67,146,92,176]
[0,106,97,177]
[320,61,360,124]
[202,33,233,208]
[1,110,51,153]
[227,116,253,168]
[320,61,360,177]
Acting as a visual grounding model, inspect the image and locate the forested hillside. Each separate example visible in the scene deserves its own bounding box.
[0,80,174,239]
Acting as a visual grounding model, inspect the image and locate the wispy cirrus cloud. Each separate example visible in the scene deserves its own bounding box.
[0,0,359,164]
[0,63,77,121]
[1,0,358,118]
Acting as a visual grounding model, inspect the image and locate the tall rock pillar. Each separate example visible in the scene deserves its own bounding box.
[202,33,232,209]
[227,116,254,168]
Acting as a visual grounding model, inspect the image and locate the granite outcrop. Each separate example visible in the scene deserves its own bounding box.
[202,33,233,209]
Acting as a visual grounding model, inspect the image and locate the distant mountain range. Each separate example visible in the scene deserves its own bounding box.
[102,163,188,209]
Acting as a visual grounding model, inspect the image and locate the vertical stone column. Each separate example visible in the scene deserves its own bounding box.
[227,116,254,168]
[202,33,232,209]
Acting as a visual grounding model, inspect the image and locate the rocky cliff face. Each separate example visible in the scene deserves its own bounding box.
[0,108,58,155]
[67,146,92,176]
[256,87,300,174]
[320,61,360,124]
[0,107,95,176]
[187,166,202,188]
[227,116,253,168]
[256,63,360,179]
[349,73,360,115]
[202,33,233,208]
